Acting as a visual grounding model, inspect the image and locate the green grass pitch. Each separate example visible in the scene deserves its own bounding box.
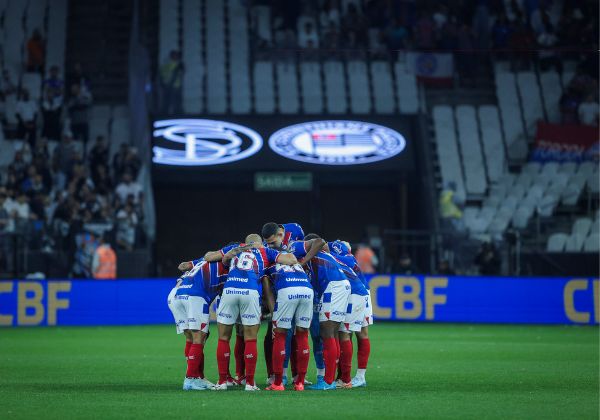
[0,323,598,419]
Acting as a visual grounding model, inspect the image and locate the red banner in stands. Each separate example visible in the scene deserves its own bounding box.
[532,122,599,162]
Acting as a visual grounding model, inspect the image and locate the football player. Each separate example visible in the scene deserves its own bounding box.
[213,234,297,391]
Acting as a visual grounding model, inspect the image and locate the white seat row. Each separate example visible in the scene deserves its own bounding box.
[455,105,486,195]
[229,0,251,114]
[206,0,226,113]
[516,71,544,137]
[182,0,204,114]
[253,61,275,114]
[323,61,347,114]
[370,61,394,114]
[347,61,371,114]
[495,71,527,160]
[300,62,323,114]
[277,62,299,114]
[432,105,466,199]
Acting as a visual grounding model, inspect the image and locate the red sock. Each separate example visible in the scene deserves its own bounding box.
[272,331,287,386]
[335,338,341,362]
[235,334,245,378]
[186,343,203,378]
[244,339,258,386]
[216,339,230,384]
[323,337,337,385]
[357,338,371,369]
[184,341,192,358]
[264,325,273,377]
[198,344,205,378]
[339,339,353,383]
[290,335,297,378]
[294,330,310,385]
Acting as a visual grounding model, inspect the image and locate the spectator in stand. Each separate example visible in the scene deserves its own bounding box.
[41,88,63,141]
[159,50,184,115]
[53,135,78,189]
[115,201,138,251]
[8,150,28,181]
[508,15,535,70]
[16,89,39,149]
[560,88,581,124]
[578,94,599,126]
[0,69,17,99]
[414,12,435,50]
[0,189,13,272]
[491,13,511,58]
[398,253,419,275]
[437,259,455,276]
[115,172,143,206]
[298,21,319,48]
[474,242,501,276]
[26,29,45,72]
[113,144,141,180]
[319,0,341,30]
[9,192,31,234]
[91,164,113,197]
[386,18,408,57]
[439,15,458,51]
[67,62,91,93]
[43,66,64,98]
[66,82,93,147]
[88,136,109,176]
[355,243,378,274]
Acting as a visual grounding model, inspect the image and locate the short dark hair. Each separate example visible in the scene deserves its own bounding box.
[304,233,321,240]
[261,222,279,239]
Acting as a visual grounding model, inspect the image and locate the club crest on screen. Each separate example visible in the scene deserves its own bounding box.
[268,120,406,165]
[152,119,263,166]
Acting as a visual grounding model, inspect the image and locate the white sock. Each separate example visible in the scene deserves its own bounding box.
[317,368,325,377]
[356,369,366,380]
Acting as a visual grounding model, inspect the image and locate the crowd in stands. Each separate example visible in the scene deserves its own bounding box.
[560,57,599,126]
[251,0,598,82]
[0,30,145,276]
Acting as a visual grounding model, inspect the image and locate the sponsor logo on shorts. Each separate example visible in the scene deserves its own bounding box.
[287,293,312,300]
[188,318,196,322]
[332,311,345,316]
[226,288,250,295]
[299,316,310,322]
[218,312,232,318]
[241,313,257,319]
[279,317,292,322]
[178,284,193,289]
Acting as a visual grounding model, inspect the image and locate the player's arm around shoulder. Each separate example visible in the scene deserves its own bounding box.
[276,252,298,266]
[300,238,326,266]
[222,244,254,265]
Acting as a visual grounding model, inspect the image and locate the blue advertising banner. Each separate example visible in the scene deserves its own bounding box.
[0,276,598,327]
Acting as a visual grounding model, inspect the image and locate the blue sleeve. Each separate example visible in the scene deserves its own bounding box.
[284,223,304,241]
[192,258,204,265]
[266,247,281,264]
[219,243,238,256]
[290,241,307,259]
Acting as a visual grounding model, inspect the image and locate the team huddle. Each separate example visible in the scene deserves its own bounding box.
[167,222,373,391]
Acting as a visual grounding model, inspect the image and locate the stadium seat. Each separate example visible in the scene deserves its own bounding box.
[559,162,577,176]
[91,105,111,120]
[394,63,418,114]
[455,105,487,195]
[572,218,592,237]
[300,62,323,114]
[229,0,251,114]
[495,71,527,160]
[111,105,129,119]
[539,71,561,123]
[45,0,67,75]
[583,234,600,253]
[159,0,179,62]
[586,172,600,194]
[432,105,466,196]
[277,62,300,114]
[523,162,541,176]
[25,0,47,35]
[537,194,559,217]
[590,219,600,235]
[564,233,585,252]
[516,71,543,137]
[89,118,110,141]
[478,106,505,183]
[347,60,371,114]
[512,205,534,229]
[546,233,568,252]
[252,5,272,43]
[206,0,227,114]
[323,61,347,114]
[370,61,395,114]
[254,61,275,114]
[577,161,596,177]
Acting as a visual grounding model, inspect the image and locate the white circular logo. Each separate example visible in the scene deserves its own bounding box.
[152,119,263,166]
[268,120,406,165]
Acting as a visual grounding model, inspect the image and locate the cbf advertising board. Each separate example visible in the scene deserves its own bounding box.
[0,276,597,327]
